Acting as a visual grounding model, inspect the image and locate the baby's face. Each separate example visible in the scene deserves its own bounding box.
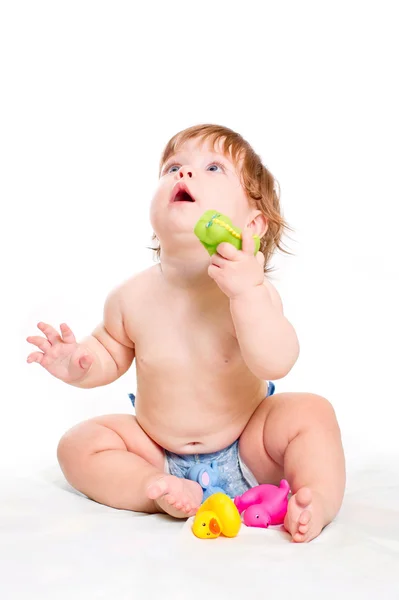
[150,138,252,251]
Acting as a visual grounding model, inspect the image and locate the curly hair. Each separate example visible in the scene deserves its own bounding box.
[150,124,294,273]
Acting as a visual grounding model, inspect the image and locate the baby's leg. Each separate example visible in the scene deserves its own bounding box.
[239,392,345,542]
[57,414,203,518]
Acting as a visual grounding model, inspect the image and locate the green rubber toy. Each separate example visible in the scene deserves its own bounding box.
[194,210,260,256]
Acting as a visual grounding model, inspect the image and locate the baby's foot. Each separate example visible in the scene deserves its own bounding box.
[284,487,326,543]
[147,474,203,519]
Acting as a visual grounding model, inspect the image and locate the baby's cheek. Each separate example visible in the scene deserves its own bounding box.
[150,184,167,206]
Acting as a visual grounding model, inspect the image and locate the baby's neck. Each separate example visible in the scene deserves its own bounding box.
[157,253,226,304]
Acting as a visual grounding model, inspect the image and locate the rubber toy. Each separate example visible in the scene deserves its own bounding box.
[194,210,261,256]
[186,461,225,502]
[192,492,242,539]
[234,479,290,528]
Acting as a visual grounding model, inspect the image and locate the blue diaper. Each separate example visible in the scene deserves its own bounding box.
[128,381,275,500]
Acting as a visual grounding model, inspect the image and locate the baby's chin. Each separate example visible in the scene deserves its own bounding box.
[152,210,200,239]
[160,236,209,259]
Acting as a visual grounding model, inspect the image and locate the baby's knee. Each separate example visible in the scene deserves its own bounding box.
[57,421,91,478]
[294,394,340,434]
[57,418,125,480]
[303,393,337,418]
[266,393,340,449]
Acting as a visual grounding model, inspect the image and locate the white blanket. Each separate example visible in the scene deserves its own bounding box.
[1,459,398,599]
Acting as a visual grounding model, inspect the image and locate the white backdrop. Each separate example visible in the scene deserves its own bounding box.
[1,1,398,476]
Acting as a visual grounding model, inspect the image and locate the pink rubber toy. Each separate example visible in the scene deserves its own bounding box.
[234,480,290,528]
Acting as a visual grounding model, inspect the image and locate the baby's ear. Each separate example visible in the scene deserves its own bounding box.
[248,212,268,238]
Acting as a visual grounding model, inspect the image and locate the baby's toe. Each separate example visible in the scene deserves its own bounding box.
[299,509,311,526]
[147,482,163,499]
[293,531,306,542]
[296,487,312,507]
[298,522,310,534]
[165,494,176,506]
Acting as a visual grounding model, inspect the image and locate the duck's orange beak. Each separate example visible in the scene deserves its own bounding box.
[209,517,221,535]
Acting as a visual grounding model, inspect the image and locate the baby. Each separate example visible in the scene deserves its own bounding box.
[27,124,345,543]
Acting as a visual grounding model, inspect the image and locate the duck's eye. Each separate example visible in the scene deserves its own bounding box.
[255,515,259,519]
[202,523,206,526]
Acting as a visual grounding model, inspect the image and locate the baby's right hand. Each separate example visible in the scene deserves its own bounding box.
[26,322,95,384]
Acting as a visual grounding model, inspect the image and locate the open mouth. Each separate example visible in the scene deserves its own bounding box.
[171,183,196,203]
[174,190,195,202]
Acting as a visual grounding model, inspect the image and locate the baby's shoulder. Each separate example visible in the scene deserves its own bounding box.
[113,265,159,305]
[100,267,158,345]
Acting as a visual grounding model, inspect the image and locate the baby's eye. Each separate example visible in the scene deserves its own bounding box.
[206,163,224,172]
[167,165,180,174]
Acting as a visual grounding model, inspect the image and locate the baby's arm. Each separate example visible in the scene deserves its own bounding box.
[75,286,135,388]
[230,279,299,381]
[27,285,135,388]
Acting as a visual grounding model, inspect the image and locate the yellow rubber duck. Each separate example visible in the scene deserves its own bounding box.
[192,493,241,539]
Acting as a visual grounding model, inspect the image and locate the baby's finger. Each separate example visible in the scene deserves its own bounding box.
[210,253,225,268]
[60,323,76,344]
[216,242,240,261]
[241,227,255,255]
[26,336,51,353]
[208,264,221,280]
[37,322,61,345]
[27,351,44,364]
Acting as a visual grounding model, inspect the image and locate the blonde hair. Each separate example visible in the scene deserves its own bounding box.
[150,124,294,273]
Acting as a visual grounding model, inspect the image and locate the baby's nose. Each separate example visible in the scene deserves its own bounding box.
[179,166,193,178]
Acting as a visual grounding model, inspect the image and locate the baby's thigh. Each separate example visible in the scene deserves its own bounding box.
[57,414,165,474]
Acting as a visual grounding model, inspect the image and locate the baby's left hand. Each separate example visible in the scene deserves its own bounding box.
[208,227,265,299]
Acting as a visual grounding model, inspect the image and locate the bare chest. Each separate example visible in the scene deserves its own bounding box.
[126,299,243,375]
